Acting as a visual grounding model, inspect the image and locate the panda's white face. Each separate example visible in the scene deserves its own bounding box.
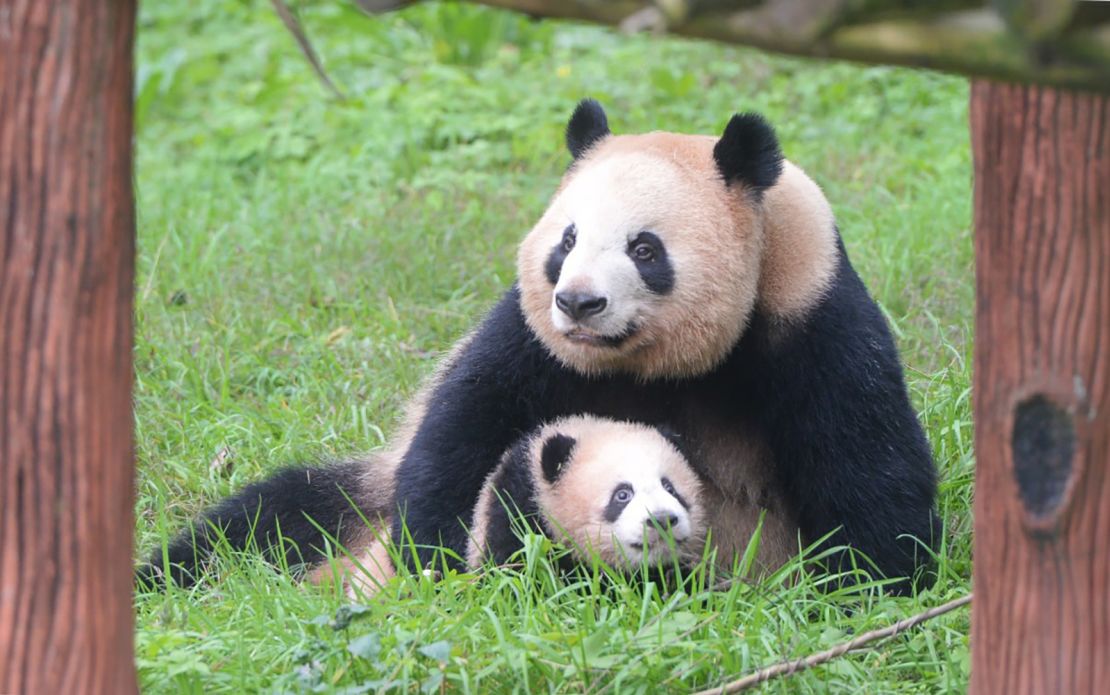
[518,133,765,380]
[545,153,682,347]
[532,417,705,568]
[599,459,695,566]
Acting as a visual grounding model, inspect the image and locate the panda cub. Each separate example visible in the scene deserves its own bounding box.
[466,415,706,571]
[311,416,716,597]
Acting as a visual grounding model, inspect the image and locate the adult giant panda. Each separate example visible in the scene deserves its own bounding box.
[385,100,939,593]
[143,101,938,594]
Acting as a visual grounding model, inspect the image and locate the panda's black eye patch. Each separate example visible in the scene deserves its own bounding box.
[661,476,690,511]
[627,231,674,295]
[544,224,576,285]
[604,483,634,522]
[562,226,576,252]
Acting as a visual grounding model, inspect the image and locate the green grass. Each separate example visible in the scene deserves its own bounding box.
[133,1,974,692]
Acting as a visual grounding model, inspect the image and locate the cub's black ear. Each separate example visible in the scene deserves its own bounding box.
[540,433,577,484]
[655,424,689,460]
[712,112,783,195]
[566,99,610,160]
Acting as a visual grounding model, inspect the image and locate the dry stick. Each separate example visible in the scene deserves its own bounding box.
[692,594,973,695]
[269,0,346,100]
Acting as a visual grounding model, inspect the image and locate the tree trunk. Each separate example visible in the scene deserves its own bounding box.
[0,1,139,693]
[971,81,1110,694]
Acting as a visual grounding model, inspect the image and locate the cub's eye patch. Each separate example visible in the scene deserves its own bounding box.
[631,242,655,261]
[604,482,634,522]
[661,476,690,511]
[562,225,576,252]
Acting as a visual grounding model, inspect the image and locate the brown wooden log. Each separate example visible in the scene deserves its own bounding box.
[970,81,1110,694]
[0,1,139,693]
[373,1,1110,91]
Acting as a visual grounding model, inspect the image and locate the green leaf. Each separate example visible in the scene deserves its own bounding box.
[581,630,608,659]
[421,670,445,694]
[348,633,382,661]
[331,604,371,630]
[419,640,452,663]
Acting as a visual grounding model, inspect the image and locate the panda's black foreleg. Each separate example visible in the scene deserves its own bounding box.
[389,436,508,572]
[389,288,557,572]
[742,253,941,594]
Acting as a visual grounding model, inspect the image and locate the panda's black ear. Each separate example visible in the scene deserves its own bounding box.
[566,99,610,160]
[540,433,577,484]
[655,424,689,460]
[712,112,783,195]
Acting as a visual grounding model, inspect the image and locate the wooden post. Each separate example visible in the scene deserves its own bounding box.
[971,82,1109,693]
[0,1,139,693]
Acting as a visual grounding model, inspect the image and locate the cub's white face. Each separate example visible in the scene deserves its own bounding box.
[599,453,695,566]
[518,134,765,380]
[532,417,705,568]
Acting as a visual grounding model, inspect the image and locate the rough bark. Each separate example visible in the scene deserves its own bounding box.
[0,1,139,693]
[970,81,1110,694]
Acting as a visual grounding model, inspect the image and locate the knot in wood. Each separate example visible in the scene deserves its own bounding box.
[1011,394,1076,527]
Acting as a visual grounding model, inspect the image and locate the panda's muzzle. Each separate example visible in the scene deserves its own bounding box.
[555,291,608,321]
[565,324,638,348]
[629,512,688,551]
[650,512,680,529]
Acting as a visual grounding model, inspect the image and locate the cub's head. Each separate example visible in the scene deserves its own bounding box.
[530,416,705,568]
[518,99,785,379]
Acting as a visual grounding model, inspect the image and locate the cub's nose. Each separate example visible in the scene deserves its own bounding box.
[648,512,680,529]
[555,291,608,321]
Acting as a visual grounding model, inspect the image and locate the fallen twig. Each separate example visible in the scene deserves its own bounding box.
[692,594,972,694]
[269,0,345,100]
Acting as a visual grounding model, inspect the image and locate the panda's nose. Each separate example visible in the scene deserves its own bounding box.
[555,291,608,321]
[648,512,680,529]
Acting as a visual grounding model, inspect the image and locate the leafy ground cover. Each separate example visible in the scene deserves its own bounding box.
[133,1,974,691]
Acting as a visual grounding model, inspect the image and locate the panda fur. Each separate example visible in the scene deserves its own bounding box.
[311,415,790,598]
[142,100,939,595]
[467,416,714,571]
[387,100,940,593]
[470,415,795,576]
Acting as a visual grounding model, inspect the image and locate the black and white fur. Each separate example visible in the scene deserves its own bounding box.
[319,416,724,597]
[389,101,939,593]
[142,100,939,595]
[465,416,711,571]
[137,460,372,588]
